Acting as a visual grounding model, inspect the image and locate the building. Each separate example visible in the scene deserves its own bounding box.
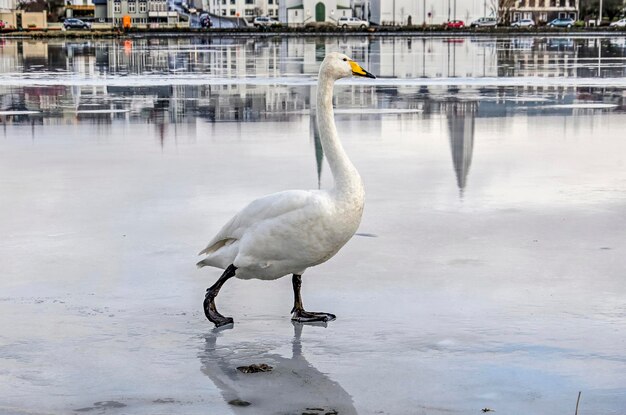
[0,0,16,27]
[279,0,353,26]
[65,0,96,20]
[96,0,180,26]
[0,0,15,13]
[508,0,579,23]
[94,0,108,21]
[369,0,493,26]
[207,0,280,19]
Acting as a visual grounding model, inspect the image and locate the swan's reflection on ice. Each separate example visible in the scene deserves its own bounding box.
[199,323,357,414]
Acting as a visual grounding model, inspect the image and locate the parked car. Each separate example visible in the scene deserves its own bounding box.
[547,17,575,28]
[511,18,535,28]
[253,16,280,28]
[443,20,465,29]
[610,18,626,28]
[470,17,497,27]
[64,18,91,30]
[337,17,369,29]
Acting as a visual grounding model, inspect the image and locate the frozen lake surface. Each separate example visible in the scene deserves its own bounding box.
[1,36,625,414]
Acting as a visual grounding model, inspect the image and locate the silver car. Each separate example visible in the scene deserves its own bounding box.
[470,17,497,27]
[512,18,535,28]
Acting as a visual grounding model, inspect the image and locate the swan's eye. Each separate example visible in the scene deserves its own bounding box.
[343,58,347,62]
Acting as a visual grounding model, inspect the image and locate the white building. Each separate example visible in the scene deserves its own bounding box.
[0,0,16,13]
[508,0,579,24]
[369,0,493,26]
[207,0,280,19]
[279,0,353,26]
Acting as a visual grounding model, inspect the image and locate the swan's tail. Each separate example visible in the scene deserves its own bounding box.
[197,238,238,270]
[199,238,236,257]
[196,259,210,268]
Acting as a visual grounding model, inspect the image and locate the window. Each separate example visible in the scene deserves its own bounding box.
[230,0,235,4]
[114,1,121,13]
[268,0,273,3]
[221,9,226,15]
[245,0,253,4]
[139,2,146,12]
[129,2,135,12]
[245,9,254,15]
[230,8,236,15]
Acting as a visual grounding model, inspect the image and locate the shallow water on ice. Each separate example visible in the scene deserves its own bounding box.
[0,36,625,415]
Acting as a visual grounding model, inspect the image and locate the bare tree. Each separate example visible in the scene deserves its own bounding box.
[489,0,516,25]
[17,0,43,11]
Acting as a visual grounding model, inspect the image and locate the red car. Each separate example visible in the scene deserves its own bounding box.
[443,20,465,29]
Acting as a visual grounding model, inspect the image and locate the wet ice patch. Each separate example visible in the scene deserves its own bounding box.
[75,109,130,114]
[539,103,618,109]
[335,108,423,115]
[0,110,40,115]
[74,401,127,412]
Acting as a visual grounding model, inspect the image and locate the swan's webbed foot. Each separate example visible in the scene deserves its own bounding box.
[290,273,336,324]
[203,264,237,328]
[291,309,336,323]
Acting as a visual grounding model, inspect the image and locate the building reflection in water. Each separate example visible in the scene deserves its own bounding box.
[1,37,625,125]
[1,36,626,189]
[444,101,477,196]
[199,324,357,414]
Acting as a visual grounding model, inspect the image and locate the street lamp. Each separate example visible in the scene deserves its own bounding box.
[599,0,603,25]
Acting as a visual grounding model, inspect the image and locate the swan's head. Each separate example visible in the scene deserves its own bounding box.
[320,52,376,81]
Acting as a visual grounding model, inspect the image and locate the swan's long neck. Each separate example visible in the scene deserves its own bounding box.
[317,73,363,197]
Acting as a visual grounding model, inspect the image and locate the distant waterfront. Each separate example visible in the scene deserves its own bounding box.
[2,26,626,39]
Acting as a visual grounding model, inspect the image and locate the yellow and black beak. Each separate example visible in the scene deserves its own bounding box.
[349,60,376,79]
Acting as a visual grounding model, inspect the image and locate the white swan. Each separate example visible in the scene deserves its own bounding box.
[197,52,375,327]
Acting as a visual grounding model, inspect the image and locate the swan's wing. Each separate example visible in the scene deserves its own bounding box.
[199,190,317,256]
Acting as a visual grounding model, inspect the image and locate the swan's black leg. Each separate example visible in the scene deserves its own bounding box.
[291,274,336,323]
[204,264,237,327]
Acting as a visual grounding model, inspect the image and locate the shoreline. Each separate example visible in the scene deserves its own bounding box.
[1,27,626,39]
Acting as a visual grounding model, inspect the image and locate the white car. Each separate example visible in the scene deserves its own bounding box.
[253,16,280,28]
[511,18,535,28]
[610,18,626,28]
[337,17,369,29]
